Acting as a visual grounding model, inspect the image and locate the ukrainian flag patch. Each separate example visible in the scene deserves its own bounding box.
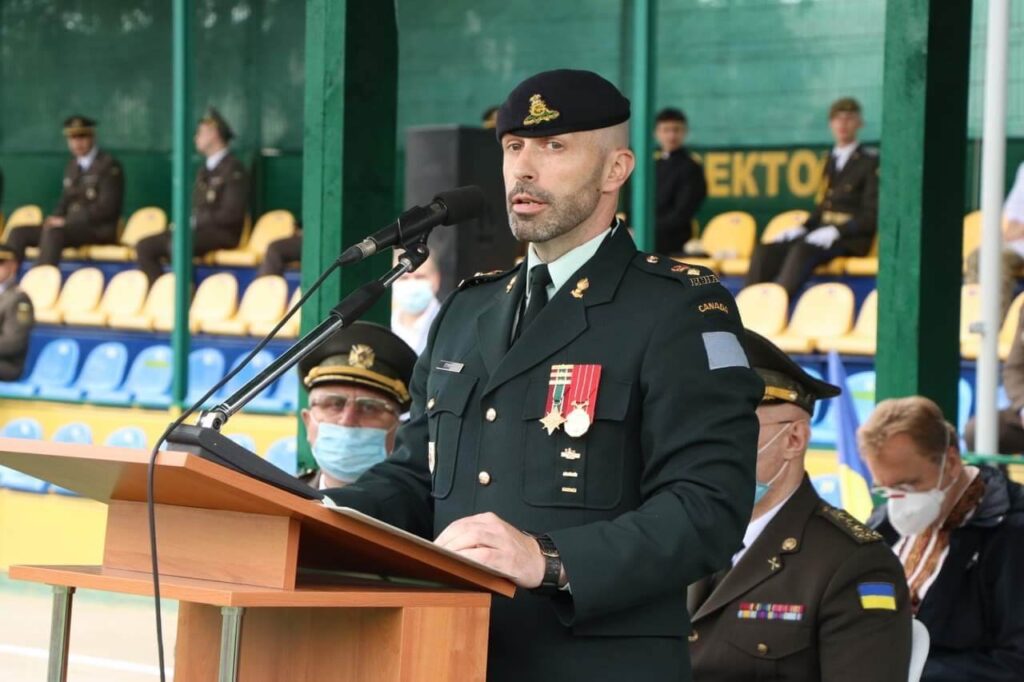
[857,582,897,611]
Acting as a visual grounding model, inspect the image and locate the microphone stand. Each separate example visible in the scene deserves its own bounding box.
[164,241,431,497]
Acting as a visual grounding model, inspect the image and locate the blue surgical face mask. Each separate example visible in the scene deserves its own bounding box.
[312,421,389,483]
[753,422,794,504]
[392,278,435,315]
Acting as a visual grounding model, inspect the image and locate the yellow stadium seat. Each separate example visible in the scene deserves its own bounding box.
[197,214,253,266]
[760,210,811,244]
[188,272,238,333]
[817,289,878,355]
[960,289,1024,360]
[19,265,62,320]
[736,283,788,336]
[207,210,295,267]
[1,205,43,242]
[688,211,756,275]
[770,283,855,354]
[200,275,288,336]
[844,236,879,276]
[963,210,982,261]
[87,207,167,261]
[110,272,177,331]
[249,287,301,339]
[64,270,149,327]
[35,267,104,324]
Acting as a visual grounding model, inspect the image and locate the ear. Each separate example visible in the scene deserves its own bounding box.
[300,408,312,432]
[601,148,635,192]
[783,419,811,460]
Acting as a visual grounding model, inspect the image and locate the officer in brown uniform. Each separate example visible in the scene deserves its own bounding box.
[0,246,34,381]
[745,97,878,297]
[135,107,249,283]
[687,329,911,681]
[5,116,124,265]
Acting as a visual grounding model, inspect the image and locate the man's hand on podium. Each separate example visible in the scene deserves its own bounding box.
[435,512,546,588]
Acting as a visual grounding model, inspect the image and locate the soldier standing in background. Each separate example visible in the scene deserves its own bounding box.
[5,116,124,266]
[653,107,706,255]
[0,246,33,381]
[135,107,248,283]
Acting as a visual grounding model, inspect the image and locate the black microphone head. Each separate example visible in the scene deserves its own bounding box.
[435,186,487,225]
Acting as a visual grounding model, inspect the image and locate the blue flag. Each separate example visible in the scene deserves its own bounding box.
[827,351,874,521]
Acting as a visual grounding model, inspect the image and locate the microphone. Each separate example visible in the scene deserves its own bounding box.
[339,185,486,264]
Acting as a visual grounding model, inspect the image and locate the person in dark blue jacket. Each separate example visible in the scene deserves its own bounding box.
[860,396,1024,682]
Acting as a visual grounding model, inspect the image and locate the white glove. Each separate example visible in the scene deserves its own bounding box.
[805,225,841,249]
[773,226,807,243]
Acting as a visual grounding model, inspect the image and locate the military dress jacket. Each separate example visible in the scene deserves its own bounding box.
[191,153,248,247]
[804,144,879,256]
[0,284,34,381]
[688,477,911,682]
[326,225,763,682]
[655,147,707,254]
[53,151,124,242]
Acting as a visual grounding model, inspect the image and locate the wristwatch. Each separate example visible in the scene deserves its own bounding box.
[528,532,563,595]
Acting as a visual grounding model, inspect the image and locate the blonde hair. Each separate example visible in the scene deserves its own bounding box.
[857,396,957,464]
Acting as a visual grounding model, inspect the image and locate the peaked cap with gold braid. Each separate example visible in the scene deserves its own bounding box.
[742,329,841,414]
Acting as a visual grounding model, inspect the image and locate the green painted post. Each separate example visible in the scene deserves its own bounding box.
[629,0,656,252]
[170,0,193,407]
[299,0,398,468]
[876,0,972,419]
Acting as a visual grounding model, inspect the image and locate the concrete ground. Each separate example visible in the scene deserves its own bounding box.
[0,571,177,681]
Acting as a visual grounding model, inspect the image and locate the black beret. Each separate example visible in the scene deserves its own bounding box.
[742,329,840,414]
[299,321,417,411]
[200,106,234,142]
[496,69,630,140]
[63,115,96,137]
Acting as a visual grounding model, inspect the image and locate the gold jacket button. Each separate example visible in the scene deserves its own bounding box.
[427,397,436,410]
[485,408,497,422]
[757,643,769,655]
[478,471,492,486]
[687,630,699,643]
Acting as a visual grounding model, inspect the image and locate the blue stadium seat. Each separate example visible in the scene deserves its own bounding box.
[104,426,148,449]
[93,344,173,407]
[185,347,227,407]
[957,378,973,435]
[40,342,129,402]
[265,437,298,475]
[217,350,277,409]
[249,368,298,413]
[998,384,1011,410]
[0,417,48,492]
[52,422,93,444]
[845,371,877,425]
[227,433,257,453]
[0,338,80,398]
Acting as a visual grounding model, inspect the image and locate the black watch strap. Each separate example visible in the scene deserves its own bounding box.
[528,532,562,594]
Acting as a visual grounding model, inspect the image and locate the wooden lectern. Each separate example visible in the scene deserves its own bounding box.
[0,438,514,681]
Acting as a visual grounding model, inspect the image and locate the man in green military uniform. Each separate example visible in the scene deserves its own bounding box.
[325,69,763,682]
[296,322,417,490]
[746,97,878,297]
[136,107,249,283]
[0,246,34,380]
[688,330,911,681]
[5,116,124,265]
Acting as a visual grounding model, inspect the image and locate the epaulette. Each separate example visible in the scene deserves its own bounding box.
[816,502,883,544]
[633,253,721,288]
[457,267,516,291]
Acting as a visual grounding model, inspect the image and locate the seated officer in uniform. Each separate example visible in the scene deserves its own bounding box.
[5,116,124,266]
[323,68,762,682]
[745,97,878,297]
[136,107,249,284]
[257,218,301,277]
[0,246,34,380]
[863,396,1024,681]
[688,330,911,681]
[297,321,417,490]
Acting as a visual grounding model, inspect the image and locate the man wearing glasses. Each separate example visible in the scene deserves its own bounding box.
[297,321,417,490]
[688,330,911,681]
[861,396,1024,681]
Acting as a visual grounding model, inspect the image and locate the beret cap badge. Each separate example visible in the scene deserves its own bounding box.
[523,94,560,127]
[348,344,375,370]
